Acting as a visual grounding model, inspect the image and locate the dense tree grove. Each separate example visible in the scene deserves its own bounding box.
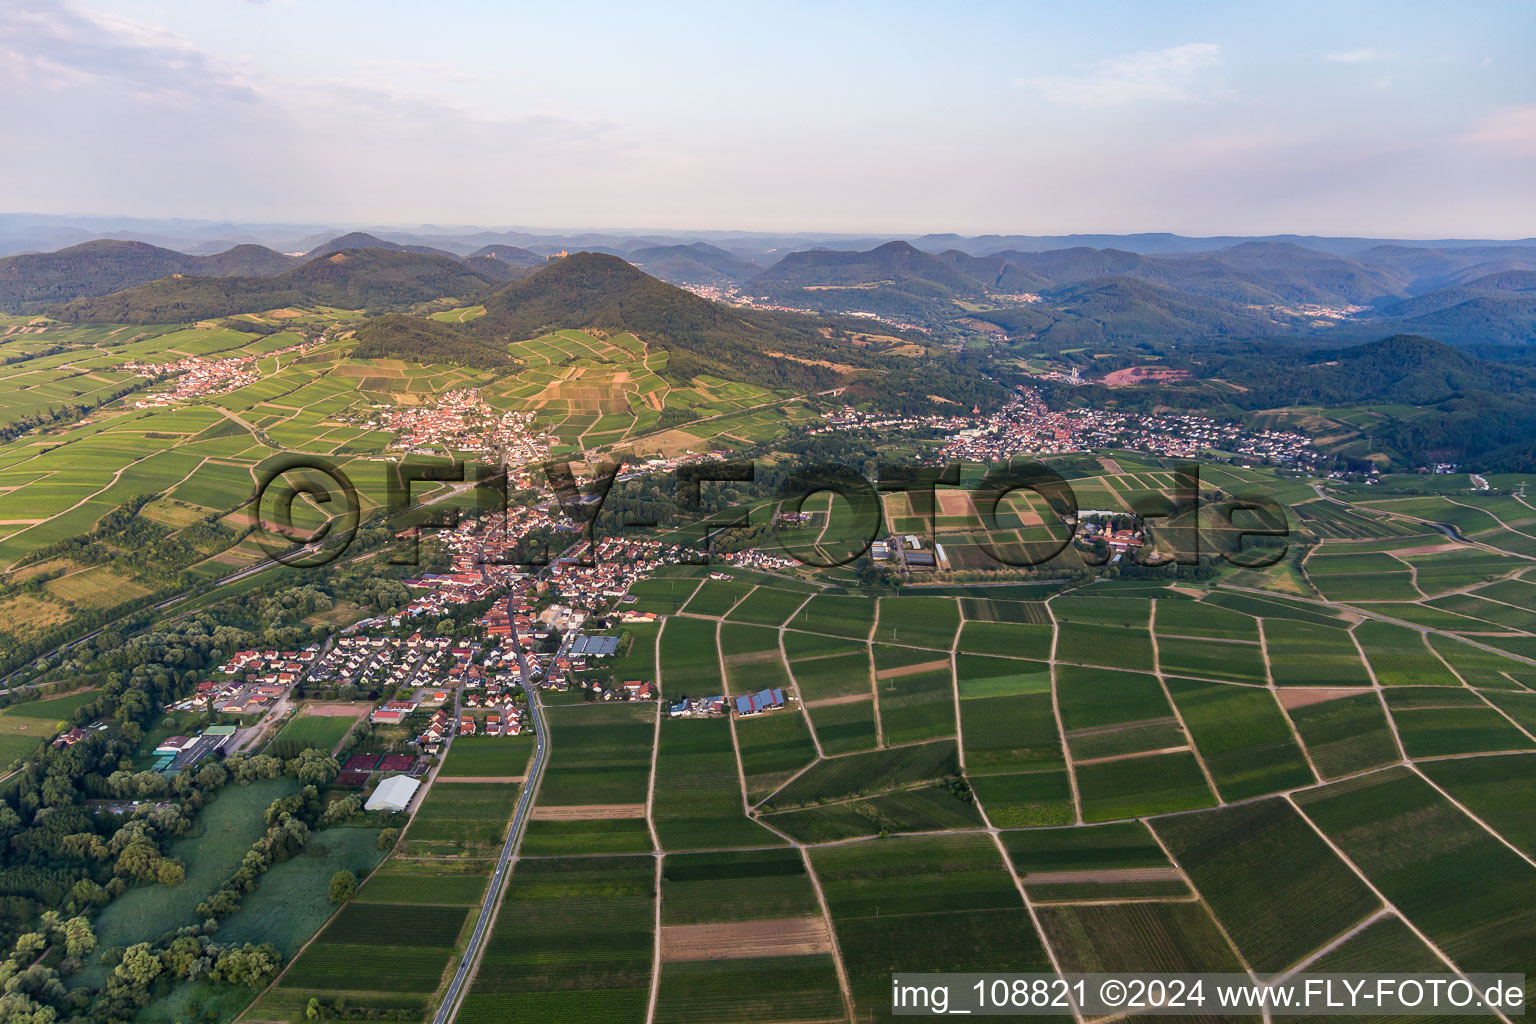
[0,607,351,1023]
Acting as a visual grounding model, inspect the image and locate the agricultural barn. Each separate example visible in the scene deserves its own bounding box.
[734,687,786,716]
[365,774,421,812]
[569,634,620,657]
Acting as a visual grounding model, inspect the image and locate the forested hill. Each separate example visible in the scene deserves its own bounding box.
[627,242,758,286]
[465,244,545,265]
[304,232,461,260]
[1199,335,1536,409]
[50,249,501,324]
[740,238,1536,345]
[0,239,297,311]
[1190,336,1536,470]
[350,313,521,369]
[471,251,866,389]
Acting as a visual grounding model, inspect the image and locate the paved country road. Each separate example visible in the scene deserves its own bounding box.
[432,602,550,1024]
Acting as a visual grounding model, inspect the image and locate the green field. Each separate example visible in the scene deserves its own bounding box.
[1296,767,1536,1003]
[439,733,534,777]
[1074,751,1215,822]
[1154,798,1379,976]
[537,703,655,806]
[724,585,811,627]
[1286,693,1401,778]
[1001,822,1190,903]
[1262,619,1373,687]
[653,717,779,850]
[271,710,356,753]
[811,834,1058,1022]
[457,855,655,1024]
[84,778,301,985]
[1165,678,1315,800]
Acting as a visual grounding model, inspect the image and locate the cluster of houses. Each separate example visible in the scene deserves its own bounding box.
[164,647,320,715]
[371,389,552,467]
[936,387,1318,468]
[668,687,789,718]
[1074,512,1147,558]
[816,404,975,437]
[668,695,726,717]
[125,354,257,406]
[587,679,656,701]
[411,699,527,752]
[122,336,313,407]
[309,634,445,691]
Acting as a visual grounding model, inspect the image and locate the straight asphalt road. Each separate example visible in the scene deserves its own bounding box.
[431,600,549,1024]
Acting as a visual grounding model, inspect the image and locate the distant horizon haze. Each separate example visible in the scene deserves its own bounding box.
[2,0,1532,236]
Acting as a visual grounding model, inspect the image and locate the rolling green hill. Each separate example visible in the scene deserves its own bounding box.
[304,231,461,260]
[51,248,501,323]
[627,242,757,286]
[471,251,863,389]
[1193,336,1536,469]
[350,313,521,369]
[0,239,297,311]
[1222,335,1536,408]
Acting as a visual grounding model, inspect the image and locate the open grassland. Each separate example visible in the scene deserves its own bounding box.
[84,778,300,985]
[214,827,386,957]
[270,711,354,753]
[0,689,101,762]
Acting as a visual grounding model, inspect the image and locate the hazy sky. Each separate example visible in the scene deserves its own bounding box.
[3,0,1533,236]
